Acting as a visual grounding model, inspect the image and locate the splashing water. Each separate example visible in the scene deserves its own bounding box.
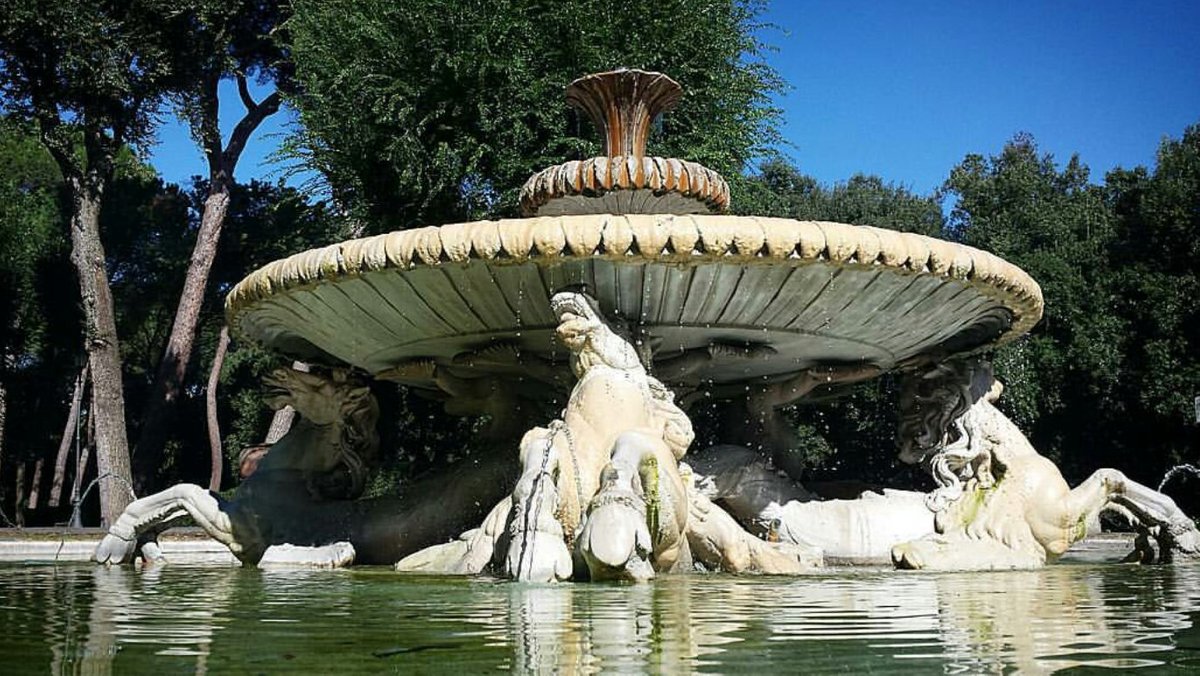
[1160,463,1200,492]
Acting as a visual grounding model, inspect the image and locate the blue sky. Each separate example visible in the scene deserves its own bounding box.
[149,1,1200,197]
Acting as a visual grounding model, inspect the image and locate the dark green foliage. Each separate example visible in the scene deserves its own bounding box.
[943,130,1200,483]
[736,159,945,236]
[117,180,347,483]
[0,120,77,489]
[284,0,783,229]
[0,118,65,364]
[0,125,345,518]
[0,0,193,173]
[1103,126,1200,473]
[944,135,1125,469]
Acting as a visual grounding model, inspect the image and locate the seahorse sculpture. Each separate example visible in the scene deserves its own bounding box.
[891,360,1200,570]
[94,367,517,567]
[686,359,1200,571]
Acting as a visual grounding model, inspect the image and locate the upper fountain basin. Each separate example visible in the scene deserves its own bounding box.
[225,214,1042,387]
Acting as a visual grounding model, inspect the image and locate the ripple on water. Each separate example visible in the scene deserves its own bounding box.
[1,562,1199,673]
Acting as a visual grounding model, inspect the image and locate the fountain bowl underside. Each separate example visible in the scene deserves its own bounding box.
[226,214,1042,385]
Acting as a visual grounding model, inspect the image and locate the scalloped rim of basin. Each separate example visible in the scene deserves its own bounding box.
[225,214,1043,376]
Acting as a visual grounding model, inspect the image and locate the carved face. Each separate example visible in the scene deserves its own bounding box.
[262,367,371,427]
[551,291,603,352]
[551,291,642,372]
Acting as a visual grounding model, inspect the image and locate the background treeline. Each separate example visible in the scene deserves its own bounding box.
[1,0,1196,526]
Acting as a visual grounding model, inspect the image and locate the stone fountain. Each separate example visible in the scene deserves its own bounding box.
[94,70,1200,579]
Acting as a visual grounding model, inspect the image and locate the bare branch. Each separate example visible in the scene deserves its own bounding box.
[221,90,282,179]
[236,73,258,112]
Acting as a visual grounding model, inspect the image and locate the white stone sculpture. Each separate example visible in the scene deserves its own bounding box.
[401,291,695,581]
[398,290,817,580]
[687,360,1200,571]
[689,445,937,564]
[891,360,1200,570]
[98,69,1199,580]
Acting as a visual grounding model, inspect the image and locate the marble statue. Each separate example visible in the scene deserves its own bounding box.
[94,367,517,567]
[688,445,937,564]
[400,291,695,581]
[890,360,1200,569]
[687,360,1200,571]
[398,290,813,580]
[95,69,1200,580]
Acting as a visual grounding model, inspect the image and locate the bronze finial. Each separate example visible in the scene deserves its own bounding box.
[566,69,682,158]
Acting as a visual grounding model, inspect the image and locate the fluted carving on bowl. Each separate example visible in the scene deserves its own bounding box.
[519,155,730,216]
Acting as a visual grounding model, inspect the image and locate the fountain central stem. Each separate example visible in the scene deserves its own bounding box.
[566,69,682,158]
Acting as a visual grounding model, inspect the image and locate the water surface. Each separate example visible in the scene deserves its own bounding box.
[2,562,1199,673]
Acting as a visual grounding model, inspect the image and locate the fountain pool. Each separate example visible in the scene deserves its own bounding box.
[4,560,1200,673]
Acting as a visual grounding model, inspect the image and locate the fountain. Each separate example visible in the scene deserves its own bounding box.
[93,70,1200,579]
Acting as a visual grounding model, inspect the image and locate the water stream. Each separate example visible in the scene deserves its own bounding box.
[3,562,1200,673]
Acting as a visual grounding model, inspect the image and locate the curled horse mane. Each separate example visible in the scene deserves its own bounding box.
[303,371,381,501]
[897,360,993,466]
[896,360,1004,512]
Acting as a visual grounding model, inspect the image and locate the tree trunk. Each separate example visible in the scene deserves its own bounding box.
[14,462,26,527]
[68,180,133,526]
[264,362,309,444]
[26,457,44,510]
[206,326,230,492]
[133,78,281,492]
[0,354,8,510]
[49,363,89,507]
[134,187,230,491]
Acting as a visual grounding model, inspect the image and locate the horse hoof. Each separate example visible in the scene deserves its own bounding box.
[891,542,924,570]
[93,534,137,565]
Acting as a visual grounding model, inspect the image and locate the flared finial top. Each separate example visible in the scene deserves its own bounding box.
[519,69,728,216]
[566,69,682,158]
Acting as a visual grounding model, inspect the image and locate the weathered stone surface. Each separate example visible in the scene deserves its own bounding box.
[226,215,1044,388]
[259,542,356,569]
[890,360,1200,570]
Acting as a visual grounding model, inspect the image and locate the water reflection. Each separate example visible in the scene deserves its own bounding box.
[76,564,236,674]
[3,562,1200,673]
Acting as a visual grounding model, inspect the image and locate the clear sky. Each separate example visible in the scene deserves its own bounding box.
[760,1,1200,193]
[148,1,1200,196]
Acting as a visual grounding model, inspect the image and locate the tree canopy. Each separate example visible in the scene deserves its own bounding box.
[284,0,784,229]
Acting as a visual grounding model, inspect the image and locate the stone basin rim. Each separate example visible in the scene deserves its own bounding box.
[225,213,1044,369]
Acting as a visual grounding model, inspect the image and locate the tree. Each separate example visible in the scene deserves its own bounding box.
[285,0,783,229]
[0,0,191,522]
[134,0,290,491]
[738,159,945,235]
[1105,125,1200,473]
[0,118,68,513]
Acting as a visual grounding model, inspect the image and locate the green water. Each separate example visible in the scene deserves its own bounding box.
[2,562,1199,674]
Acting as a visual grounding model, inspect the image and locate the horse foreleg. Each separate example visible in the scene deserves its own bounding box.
[504,428,574,582]
[1063,469,1200,562]
[396,497,513,575]
[94,484,238,565]
[686,490,821,574]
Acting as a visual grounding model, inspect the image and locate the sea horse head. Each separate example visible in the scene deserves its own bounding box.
[261,366,380,500]
[550,291,641,375]
[896,359,994,467]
